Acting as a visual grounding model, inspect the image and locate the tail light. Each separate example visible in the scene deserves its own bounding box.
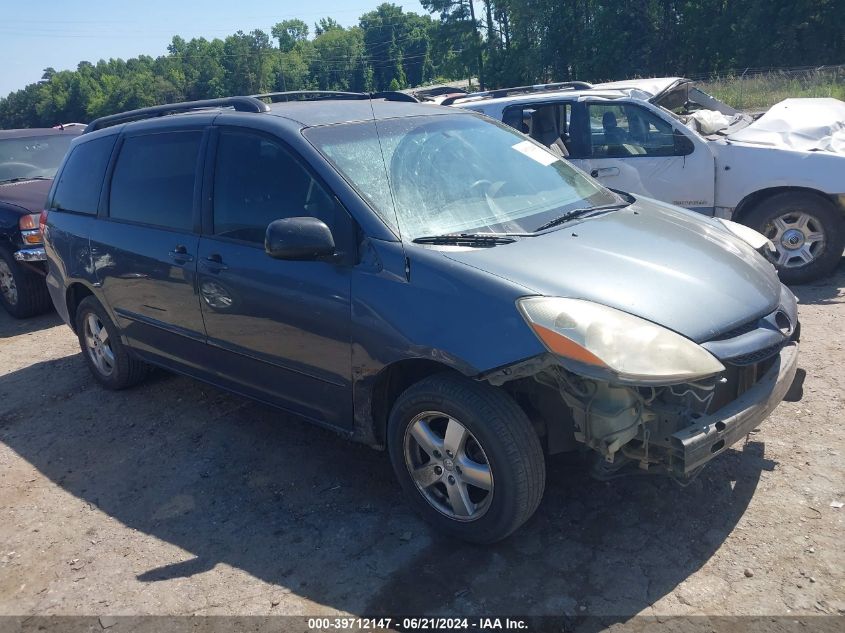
[19,213,43,245]
[39,209,49,235]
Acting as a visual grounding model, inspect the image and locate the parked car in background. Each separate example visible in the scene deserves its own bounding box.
[45,93,799,543]
[0,126,82,317]
[449,81,845,283]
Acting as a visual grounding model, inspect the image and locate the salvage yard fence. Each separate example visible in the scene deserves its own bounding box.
[691,64,845,111]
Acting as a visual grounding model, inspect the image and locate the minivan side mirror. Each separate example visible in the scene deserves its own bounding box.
[673,129,695,156]
[265,217,335,260]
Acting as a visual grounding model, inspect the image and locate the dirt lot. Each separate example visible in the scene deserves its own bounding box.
[1,265,843,626]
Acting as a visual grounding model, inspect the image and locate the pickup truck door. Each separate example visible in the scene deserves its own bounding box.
[568,101,716,214]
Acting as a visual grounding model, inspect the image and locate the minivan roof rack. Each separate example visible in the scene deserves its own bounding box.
[84,96,270,133]
[252,90,418,103]
[440,81,594,106]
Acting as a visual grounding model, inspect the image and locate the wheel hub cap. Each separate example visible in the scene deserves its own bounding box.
[781,228,805,250]
[763,211,826,269]
[403,412,493,521]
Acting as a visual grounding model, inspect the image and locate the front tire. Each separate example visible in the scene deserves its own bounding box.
[75,296,149,390]
[387,373,545,544]
[744,192,844,284]
[0,248,52,318]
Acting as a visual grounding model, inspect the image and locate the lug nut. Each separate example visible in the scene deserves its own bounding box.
[447,475,456,485]
[432,450,442,458]
[434,465,443,476]
[446,450,454,457]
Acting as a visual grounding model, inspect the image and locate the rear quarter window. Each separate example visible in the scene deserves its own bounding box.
[51,135,117,214]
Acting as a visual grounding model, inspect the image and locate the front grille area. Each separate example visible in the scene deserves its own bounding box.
[711,319,759,341]
[728,343,784,366]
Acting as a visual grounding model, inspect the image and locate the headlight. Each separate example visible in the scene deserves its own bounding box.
[718,218,775,253]
[517,297,725,384]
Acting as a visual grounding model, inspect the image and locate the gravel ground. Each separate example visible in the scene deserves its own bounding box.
[0,264,843,626]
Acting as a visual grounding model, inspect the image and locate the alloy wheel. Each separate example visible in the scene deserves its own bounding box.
[83,312,115,377]
[763,211,826,268]
[403,411,493,521]
[0,260,18,305]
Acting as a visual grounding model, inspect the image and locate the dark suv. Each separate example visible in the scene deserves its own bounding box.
[44,94,799,542]
[0,126,82,317]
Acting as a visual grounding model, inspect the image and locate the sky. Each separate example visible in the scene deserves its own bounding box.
[0,0,430,98]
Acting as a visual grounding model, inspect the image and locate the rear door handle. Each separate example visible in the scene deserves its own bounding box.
[169,245,194,263]
[590,167,620,178]
[201,253,228,272]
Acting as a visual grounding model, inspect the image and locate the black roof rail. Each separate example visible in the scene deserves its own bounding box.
[252,90,418,103]
[84,96,270,133]
[441,81,594,106]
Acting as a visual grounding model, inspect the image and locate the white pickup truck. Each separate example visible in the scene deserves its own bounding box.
[449,78,845,283]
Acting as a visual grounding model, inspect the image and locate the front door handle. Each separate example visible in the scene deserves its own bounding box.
[201,253,228,272]
[590,167,620,178]
[169,245,194,263]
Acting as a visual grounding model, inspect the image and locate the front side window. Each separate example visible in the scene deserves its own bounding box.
[211,129,336,244]
[305,114,618,240]
[52,135,116,215]
[0,134,76,183]
[109,131,202,231]
[587,103,679,158]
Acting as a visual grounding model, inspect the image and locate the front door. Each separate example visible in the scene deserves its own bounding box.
[569,101,716,214]
[197,127,353,428]
[91,129,207,366]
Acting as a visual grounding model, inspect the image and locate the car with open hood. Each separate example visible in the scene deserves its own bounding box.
[0,125,82,317]
[449,79,845,284]
[43,93,800,542]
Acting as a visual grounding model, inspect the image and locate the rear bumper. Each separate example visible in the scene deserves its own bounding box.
[672,342,798,474]
[13,246,46,262]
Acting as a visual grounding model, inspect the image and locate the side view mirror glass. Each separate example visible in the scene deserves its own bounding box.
[265,217,335,261]
[673,129,695,156]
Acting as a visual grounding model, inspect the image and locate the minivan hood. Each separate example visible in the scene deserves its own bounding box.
[440,200,781,343]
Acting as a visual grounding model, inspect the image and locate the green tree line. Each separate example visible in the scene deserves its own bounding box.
[1,0,842,128]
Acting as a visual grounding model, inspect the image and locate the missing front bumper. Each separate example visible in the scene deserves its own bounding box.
[671,342,799,474]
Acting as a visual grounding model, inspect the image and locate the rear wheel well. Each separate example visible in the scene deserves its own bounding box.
[732,186,844,224]
[370,359,462,445]
[66,283,94,333]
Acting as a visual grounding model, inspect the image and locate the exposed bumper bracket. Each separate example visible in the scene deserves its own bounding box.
[672,342,799,474]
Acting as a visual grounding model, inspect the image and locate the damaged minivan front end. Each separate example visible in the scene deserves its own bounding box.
[485,286,800,481]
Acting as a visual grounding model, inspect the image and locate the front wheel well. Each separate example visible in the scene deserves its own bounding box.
[65,283,94,333]
[369,359,464,446]
[732,186,844,224]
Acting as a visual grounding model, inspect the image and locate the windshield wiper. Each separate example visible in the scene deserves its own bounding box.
[412,232,517,246]
[0,176,50,184]
[533,203,629,232]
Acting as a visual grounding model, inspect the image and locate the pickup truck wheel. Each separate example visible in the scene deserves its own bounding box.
[0,248,52,318]
[387,373,545,544]
[745,192,844,284]
[75,296,149,389]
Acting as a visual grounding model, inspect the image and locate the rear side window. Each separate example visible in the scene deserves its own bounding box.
[109,131,202,231]
[51,135,116,214]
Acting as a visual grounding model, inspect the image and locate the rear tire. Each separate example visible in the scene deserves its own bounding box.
[744,192,844,284]
[387,373,545,544]
[75,295,149,390]
[0,247,52,318]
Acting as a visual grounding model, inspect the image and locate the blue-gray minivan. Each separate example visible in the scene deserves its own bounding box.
[43,93,800,542]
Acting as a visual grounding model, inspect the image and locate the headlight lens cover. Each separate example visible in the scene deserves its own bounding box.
[518,297,725,384]
[718,218,774,252]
